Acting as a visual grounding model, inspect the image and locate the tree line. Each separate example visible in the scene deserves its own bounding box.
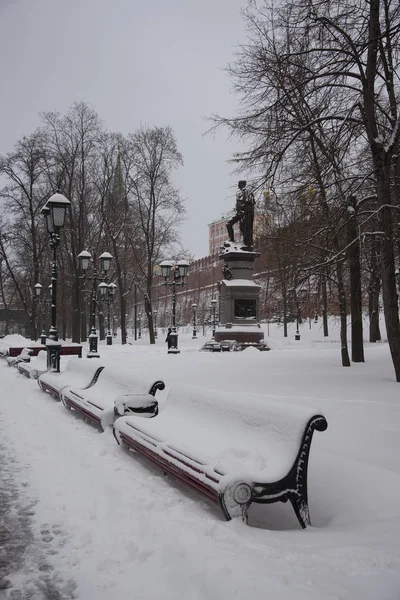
[0,102,185,345]
[212,0,400,380]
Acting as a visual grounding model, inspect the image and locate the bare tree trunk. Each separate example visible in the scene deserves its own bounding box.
[321,277,329,337]
[378,165,400,380]
[368,238,381,343]
[337,262,350,367]
[71,272,81,343]
[145,294,155,344]
[347,198,364,362]
[120,292,127,345]
[283,293,288,338]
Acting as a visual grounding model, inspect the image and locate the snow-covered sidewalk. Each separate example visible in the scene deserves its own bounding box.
[1,335,400,599]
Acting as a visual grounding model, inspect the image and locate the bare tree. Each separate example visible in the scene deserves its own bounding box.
[126,126,185,344]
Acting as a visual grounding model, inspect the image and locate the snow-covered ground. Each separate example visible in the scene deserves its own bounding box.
[0,318,399,600]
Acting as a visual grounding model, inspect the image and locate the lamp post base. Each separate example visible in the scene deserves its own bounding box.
[46,341,61,373]
[167,330,179,354]
[106,334,112,346]
[88,332,100,358]
[295,333,301,341]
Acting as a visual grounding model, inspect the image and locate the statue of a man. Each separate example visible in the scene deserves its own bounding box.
[226,180,255,250]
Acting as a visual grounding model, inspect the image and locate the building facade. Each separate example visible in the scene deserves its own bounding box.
[208,215,239,256]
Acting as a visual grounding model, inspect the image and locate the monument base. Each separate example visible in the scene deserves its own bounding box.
[214,325,269,351]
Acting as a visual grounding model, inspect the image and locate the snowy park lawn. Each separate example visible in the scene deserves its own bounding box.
[1,320,400,600]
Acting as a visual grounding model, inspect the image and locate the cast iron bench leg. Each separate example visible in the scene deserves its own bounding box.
[289,494,311,529]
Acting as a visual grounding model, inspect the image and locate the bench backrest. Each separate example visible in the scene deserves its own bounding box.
[19,347,34,359]
[8,345,82,358]
[31,350,47,364]
[39,357,105,391]
[85,366,164,396]
[60,345,82,357]
[9,346,45,357]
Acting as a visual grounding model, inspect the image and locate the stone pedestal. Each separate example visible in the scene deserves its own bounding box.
[214,243,267,349]
[46,339,62,373]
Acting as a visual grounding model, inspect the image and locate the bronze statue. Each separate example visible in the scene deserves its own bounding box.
[226,180,255,250]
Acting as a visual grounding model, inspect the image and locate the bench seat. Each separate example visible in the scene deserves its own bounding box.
[38,357,105,400]
[17,350,48,379]
[114,386,327,528]
[61,369,164,431]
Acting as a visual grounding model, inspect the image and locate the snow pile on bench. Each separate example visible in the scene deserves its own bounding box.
[114,384,327,527]
[129,385,317,480]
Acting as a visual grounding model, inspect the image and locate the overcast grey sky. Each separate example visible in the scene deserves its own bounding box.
[0,0,248,258]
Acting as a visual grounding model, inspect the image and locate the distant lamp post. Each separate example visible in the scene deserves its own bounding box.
[153,309,158,339]
[294,289,307,341]
[138,313,142,339]
[160,259,190,354]
[41,191,71,372]
[107,283,117,345]
[313,290,319,323]
[113,315,118,337]
[99,282,117,346]
[192,303,197,339]
[33,283,49,345]
[210,298,217,339]
[78,250,113,358]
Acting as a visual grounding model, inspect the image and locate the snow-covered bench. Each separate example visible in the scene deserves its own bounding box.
[38,357,105,401]
[17,350,47,379]
[61,368,164,431]
[113,386,327,528]
[6,347,34,367]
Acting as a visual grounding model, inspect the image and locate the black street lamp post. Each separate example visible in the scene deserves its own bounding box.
[160,259,190,354]
[192,303,197,339]
[33,283,53,345]
[210,298,217,339]
[294,289,307,341]
[78,250,113,358]
[295,299,301,341]
[99,282,116,346]
[41,192,71,372]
